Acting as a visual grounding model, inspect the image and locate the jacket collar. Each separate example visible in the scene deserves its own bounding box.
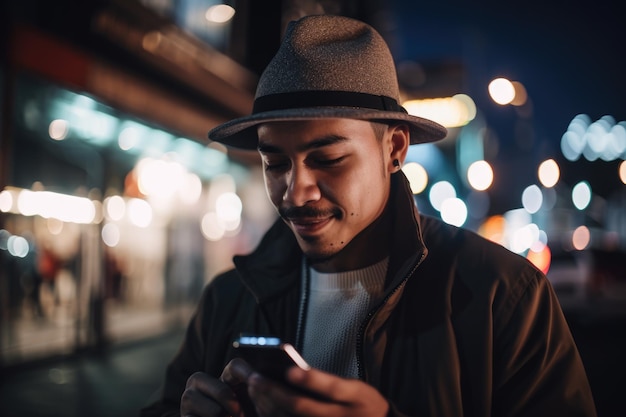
[233,171,428,301]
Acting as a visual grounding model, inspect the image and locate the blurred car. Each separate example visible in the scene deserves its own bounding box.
[548,248,626,322]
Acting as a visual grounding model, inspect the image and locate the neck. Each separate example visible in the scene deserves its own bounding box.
[309,202,393,273]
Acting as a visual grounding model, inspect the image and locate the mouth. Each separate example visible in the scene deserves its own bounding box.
[288,216,333,236]
[280,205,341,238]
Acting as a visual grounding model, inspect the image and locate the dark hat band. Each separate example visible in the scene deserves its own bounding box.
[253,91,407,114]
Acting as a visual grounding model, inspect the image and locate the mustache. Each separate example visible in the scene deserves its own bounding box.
[279,205,341,220]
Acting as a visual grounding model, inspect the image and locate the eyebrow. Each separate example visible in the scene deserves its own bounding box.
[257,135,349,154]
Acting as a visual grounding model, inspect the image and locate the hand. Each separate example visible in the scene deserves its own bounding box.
[180,358,254,417]
[247,366,389,417]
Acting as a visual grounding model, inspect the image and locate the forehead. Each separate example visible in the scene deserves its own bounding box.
[256,118,377,151]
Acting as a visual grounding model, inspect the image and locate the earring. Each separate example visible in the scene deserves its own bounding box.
[393,159,400,169]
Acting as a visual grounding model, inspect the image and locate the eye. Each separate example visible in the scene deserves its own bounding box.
[263,158,290,172]
[312,156,345,168]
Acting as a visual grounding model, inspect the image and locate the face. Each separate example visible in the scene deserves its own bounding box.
[257,118,400,265]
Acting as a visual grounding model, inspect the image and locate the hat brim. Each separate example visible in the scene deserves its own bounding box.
[208,107,447,150]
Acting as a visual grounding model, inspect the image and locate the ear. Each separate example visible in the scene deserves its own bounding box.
[386,124,410,173]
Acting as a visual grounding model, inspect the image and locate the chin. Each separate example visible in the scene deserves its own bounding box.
[296,232,350,260]
[300,244,343,264]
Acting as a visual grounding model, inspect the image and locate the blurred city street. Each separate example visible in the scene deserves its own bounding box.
[1,0,625,416]
[0,328,185,417]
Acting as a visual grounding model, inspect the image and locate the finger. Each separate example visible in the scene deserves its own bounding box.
[248,373,342,417]
[247,373,292,417]
[286,367,354,402]
[221,359,262,417]
[220,357,255,386]
[181,384,229,417]
[286,368,389,417]
[184,372,241,417]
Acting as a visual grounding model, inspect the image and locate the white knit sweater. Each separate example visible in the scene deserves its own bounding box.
[301,258,388,378]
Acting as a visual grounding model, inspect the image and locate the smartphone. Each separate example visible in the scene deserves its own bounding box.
[232,335,311,382]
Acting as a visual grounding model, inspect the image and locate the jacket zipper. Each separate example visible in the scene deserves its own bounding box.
[294,258,310,351]
[355,250,427,381]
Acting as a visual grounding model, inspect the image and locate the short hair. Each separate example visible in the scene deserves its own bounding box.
[370,121,389,141]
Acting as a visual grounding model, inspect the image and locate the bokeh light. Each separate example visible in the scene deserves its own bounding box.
[510,223,540,254]
[572,225,591,250]
[137,158,186,198]
[402,162,428,194]
[0,190,13,212]
[572,181,592,210]
[215,192,242,231]
[104,195,126,221]
[0,229,10,250]
[49,119,69,140]
[205,4,235,23]
[522,185,543,214]
[478,215,506,246]
[201,212,225,241]
[440,198,467,227]
[7,235,29,258]
[561,114,626,161]
[429,181,456,211]
[15,189,96,224]
[180,173,203,205]
[526,244,551,274]
[102,223,121,247]
[118,126,141,151]
[488,78,515,105]
[403,94,476,128]
[538,159,560,187]
[467,160,493,191]
[127,198,152,228]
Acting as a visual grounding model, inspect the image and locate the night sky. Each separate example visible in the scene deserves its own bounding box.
[386,0,625,208]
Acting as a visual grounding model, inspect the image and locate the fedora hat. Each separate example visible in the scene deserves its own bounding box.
[208,14,447,149]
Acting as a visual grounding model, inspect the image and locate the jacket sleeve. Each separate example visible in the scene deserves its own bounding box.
[492,271,597,417]
[139,285,213,417]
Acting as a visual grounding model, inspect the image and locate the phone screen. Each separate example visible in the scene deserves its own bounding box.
[232,336,310,381]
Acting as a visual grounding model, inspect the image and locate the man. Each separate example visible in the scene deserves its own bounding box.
[141,14,597,417]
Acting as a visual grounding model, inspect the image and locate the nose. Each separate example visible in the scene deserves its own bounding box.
[283,164,321,206]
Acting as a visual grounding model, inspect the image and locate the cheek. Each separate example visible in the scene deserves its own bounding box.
[264,176,284,207]
[343,165,387,210]
[323,170,368,207]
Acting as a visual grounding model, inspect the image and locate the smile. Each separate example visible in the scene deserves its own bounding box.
[289,216,333,235]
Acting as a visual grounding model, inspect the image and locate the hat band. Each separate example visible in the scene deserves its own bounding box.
[253,91,407,114]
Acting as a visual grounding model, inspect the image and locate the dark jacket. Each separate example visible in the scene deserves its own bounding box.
[141,172,597,417]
